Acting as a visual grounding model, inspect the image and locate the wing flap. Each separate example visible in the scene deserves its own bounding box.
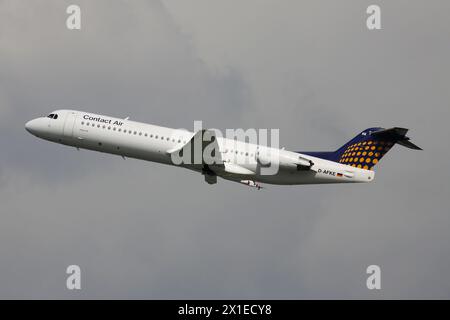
[223,163,254,175]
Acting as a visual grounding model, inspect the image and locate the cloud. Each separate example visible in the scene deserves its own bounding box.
[0,0,249,182]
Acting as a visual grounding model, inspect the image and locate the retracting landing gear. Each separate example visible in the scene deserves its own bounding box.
[202,166,217,185]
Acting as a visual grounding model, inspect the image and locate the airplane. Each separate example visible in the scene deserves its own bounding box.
[25,110,421,189]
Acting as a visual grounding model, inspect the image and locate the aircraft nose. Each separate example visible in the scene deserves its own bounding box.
[25,118,45,136]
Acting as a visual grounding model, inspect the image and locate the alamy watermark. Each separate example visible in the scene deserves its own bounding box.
[366,265,381,290]
[168,121,282,176]
[66,5,81,30]
[366,5,381,30]
[66,265,81,290]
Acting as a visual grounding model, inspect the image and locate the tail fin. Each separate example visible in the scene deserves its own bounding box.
[301,127,421,170]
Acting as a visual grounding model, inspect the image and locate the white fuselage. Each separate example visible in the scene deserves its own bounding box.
[25,110,375,186]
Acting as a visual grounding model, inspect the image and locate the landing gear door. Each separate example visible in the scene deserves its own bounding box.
[63,111,77,138]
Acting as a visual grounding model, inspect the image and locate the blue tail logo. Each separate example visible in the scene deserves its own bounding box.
[300,127,421,170]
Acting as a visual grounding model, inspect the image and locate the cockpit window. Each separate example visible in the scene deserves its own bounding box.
[47,113,58,119]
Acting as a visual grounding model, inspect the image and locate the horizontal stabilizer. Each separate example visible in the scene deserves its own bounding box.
[396,139,422,150]
[371,127,422,150]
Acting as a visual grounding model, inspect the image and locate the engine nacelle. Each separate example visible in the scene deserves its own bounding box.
[256,150,313,171]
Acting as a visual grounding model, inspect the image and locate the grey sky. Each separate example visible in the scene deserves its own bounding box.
[0,0,449,298]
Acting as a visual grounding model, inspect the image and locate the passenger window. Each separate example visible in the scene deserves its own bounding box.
[139,132,142,136]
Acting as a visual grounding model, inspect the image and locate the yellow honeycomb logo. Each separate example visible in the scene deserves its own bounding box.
[338,140,392,170]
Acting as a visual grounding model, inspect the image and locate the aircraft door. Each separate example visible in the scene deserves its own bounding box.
[63,111,77,138]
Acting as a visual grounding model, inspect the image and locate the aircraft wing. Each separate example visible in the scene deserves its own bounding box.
[167,129,224,163]
[166,129,225,183]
